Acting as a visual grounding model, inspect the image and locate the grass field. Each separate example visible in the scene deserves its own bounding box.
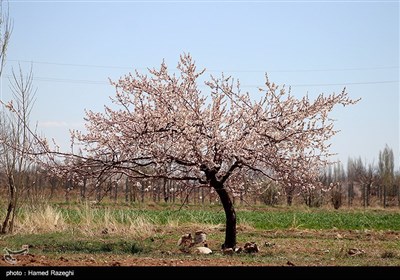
[0,203,399,266]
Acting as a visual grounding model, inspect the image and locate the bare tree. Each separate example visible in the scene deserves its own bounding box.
[347,158,357,206]
[352,157,376,207]
[10,54,359,248]
[379,145,394,208]
[0,66,36,233]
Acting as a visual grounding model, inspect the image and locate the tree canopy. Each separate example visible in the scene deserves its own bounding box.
[6,53,360,247]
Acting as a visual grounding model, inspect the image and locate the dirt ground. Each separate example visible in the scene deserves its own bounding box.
[1,229,399,267]
[0,253,254,267]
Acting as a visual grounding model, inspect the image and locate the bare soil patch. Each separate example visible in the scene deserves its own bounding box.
[1,229,399,267]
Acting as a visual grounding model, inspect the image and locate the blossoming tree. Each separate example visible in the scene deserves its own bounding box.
[12,54,359,249]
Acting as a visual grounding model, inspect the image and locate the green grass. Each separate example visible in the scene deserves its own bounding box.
[1,232,151,255]
[240,210,400,230]
[50,205,400,231]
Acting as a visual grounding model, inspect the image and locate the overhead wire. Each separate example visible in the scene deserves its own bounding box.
[8,59,399,73]
[5,59,399,88]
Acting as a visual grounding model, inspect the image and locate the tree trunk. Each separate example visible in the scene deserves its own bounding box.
[172,182,176,203]
[186,187,190,204]
[125,177,129,203]
[286,190,293,206]
[25,173,31,201]
[347,182,353,207]
[152,181,156,202]
[133,184,138,202]
[36,173,42,199]
[163,178,168,203]
[362,184,366,208]
[81,178,87,201]
[141,183,145,203]
[180,185,184,204]
[50,177,57,200]
[96,181,102,202]
[2,200,14,234]
[9,193,18,233]
[157,180,161,202]
[397,184,400,208]
[193,187,197,205]
[1,174,16,234]
[383,184,387,208]
[108,180,112,200]
[213,183,236,249]
[65,179,72,203]
[398,184,400,208]
[114,182,118,203]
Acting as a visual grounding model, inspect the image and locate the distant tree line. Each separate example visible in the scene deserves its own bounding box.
[1,144,398,210]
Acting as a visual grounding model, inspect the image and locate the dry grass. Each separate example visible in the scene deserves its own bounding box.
[72,204,157,238]
[101,215,156,239]
[15,205,67,234]
[13,203,223,239]
[13,204,156,238]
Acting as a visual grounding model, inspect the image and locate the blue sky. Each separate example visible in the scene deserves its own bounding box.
[1,0,399,170]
